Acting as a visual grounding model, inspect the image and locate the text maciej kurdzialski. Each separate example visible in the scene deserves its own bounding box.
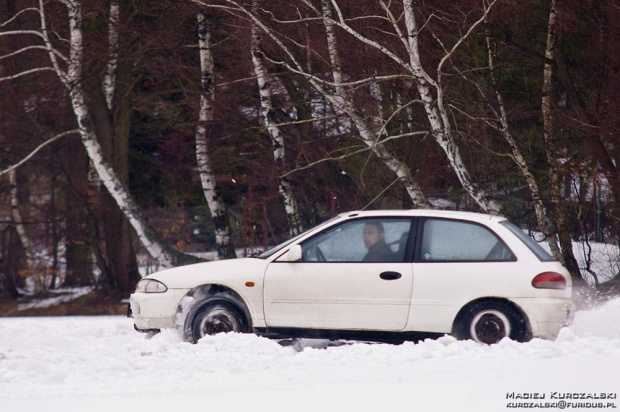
[506,392,617,400]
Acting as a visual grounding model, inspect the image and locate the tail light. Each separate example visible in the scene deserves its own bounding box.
[532,272,566,290]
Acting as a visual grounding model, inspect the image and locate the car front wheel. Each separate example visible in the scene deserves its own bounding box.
[455,301,529,344]
[184,295,249,343]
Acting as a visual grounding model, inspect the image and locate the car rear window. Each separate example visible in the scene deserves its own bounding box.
[501,221,555,261]
[419,218,515,262]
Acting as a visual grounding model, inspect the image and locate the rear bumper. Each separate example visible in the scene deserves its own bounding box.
[513,297,575,339]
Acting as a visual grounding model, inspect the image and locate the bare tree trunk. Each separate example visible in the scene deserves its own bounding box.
[251,0,303,236]
[321,0,430,209]
[63,137,93,287]
[1,1,202,274]
[401,0,501,213]
[103,0,119,110]
[0,227,20,299]
[9,169,45,294]
[58,0,198,269]
[484,28,562,261]
[541,0,581,281]
[100,0,142,291]
[196,12,236,258]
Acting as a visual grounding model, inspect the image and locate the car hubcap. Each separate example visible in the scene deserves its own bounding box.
[198,308,240,337]
[470,310,511,344]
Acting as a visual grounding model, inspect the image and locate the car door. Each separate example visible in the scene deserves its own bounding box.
[408,217,517,333]
[263,217,414,331]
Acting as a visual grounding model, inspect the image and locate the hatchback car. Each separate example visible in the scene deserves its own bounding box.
[128,210,574,345]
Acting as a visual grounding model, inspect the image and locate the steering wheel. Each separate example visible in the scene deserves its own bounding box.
[314,246,326,262]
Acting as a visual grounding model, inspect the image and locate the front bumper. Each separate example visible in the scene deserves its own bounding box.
[129,288,191,330]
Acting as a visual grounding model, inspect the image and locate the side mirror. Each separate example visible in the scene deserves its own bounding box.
[278,244,302,262]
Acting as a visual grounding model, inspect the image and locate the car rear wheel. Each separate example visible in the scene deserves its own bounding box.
[184,295,249,343]
[455,301,529,344]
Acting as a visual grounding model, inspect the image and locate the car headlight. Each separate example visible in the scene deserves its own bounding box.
[136,279,168,293]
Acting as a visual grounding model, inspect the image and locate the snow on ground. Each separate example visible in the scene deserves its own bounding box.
[1,299,620,412]
[16,287,94,311]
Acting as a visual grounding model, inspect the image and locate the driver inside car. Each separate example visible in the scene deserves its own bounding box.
[362,222,395,262]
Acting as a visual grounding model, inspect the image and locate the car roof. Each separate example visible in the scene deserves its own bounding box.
[337,209,507,224]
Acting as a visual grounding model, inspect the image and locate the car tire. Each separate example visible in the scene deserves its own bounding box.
[184,294,250,343]
[454,301,529,344]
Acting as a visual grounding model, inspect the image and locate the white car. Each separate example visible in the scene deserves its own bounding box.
[129,210,574,345]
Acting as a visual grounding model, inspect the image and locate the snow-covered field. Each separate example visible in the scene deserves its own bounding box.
[1,298,620,412]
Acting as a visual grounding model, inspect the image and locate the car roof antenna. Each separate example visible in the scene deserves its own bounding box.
[361,177,401,211]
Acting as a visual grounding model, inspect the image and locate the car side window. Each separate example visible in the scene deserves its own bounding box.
[419,218,515,262]
[301,218,412,262]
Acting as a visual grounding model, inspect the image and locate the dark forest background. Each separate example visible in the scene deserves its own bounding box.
[1,0,620,297]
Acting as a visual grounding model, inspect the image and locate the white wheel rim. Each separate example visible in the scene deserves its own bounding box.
[470,309,511,344]
[198,307,240,337]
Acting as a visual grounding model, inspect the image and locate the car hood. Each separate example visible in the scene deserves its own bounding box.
[144,258,269,289]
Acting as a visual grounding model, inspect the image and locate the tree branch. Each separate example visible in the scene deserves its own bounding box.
[0,45,68,62]
[1,8,40,28]
[0,29,46,39]
[39,0,69,84]
[281,130,429,178]
[437,0,497,75]
[324,0,412,72]
[0,67,57,83]
[0,130,80,177]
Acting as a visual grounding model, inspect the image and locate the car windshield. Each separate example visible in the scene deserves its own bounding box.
[254,216,340,259]
[501,221,555,261]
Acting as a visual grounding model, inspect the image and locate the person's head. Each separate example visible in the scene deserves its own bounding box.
[363,222,385,249]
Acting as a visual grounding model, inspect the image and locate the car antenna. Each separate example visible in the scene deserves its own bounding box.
[361,177,400,211]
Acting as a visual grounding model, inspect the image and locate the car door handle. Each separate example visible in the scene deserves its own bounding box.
[379,271,402,280]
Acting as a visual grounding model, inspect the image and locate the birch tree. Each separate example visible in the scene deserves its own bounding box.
[61,0,190,276]
[540,0,581,280]
[319,0,430,208]
[9,169,46,295]
[103,0,119,110]
[87,0,139,291]
[196,12,236,258]
[250,0,304,235]
[399,0,500,212]
[303,0,501,211]
[460,26,564,261]
[464,0,581,279]
[199,0,430,208]
[0,1,200,272]
[197,0,498,212]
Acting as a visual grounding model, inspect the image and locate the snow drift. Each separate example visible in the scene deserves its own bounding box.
[1,297,619,412]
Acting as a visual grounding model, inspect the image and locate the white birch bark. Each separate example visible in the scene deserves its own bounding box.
[196,12,236,258]
[484,30,562,260]
[45,0,186,268]
[321,0,430,209]
[9,169,45,294]
[251,0,303,236]
[542,0,561,211]
[401,0,501,213]
[103,0,119,110]
[2,2,201,268]
[197,0,427,208]
[369,82,386,124]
